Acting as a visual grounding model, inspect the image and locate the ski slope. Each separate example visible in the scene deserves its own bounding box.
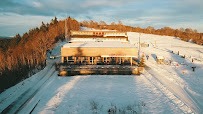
[128,32,203,113]
[0,32,202,114]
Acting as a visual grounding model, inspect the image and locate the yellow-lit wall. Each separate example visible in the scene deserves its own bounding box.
[61,47,137,57]
[70,31,126,36]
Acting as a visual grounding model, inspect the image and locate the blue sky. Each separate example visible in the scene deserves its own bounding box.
[0,0,202,36]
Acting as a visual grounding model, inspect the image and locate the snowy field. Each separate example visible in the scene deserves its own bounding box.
[0,32,203,114]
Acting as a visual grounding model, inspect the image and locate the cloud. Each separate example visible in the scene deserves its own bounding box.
[81,0,131,8]
[32,1,43,8]
[0,0,203,36]
[0,13,53,36]
[0,0,134,16]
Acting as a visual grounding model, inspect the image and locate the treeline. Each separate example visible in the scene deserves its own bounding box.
[0,38,12,52]
[81,20,203,45]
[0,17,80,93]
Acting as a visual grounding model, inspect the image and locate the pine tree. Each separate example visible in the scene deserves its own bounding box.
[54,16,58,24]
[139,54,145,67]
[40,21,47,32]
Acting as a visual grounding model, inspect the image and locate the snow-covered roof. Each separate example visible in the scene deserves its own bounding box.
[80,27,117,31]
[63,41,136,48]
[157,56,164,59]
[104,35,127,37]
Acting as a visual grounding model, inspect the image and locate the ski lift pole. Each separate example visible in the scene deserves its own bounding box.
[138,33,141,60]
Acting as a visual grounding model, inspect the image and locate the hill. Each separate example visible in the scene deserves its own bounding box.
[0,31,202,113]
[0,17,80,93]
[0,36,13,39]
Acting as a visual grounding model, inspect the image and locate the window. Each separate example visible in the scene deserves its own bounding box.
[64,57,67,63]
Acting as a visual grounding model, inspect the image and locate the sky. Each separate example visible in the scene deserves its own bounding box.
[0,0,202,36]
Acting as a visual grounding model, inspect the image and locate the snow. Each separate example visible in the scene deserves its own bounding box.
[157,56,164,59]
[0,32,203,114]
[128,32,203,113]
[80,27,117,31]
[63,41,135,48]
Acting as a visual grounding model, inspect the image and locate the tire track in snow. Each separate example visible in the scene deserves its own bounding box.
[15,71,57,114]
[1,66,56,114]
[142,69,194,114]
[17,71,59,114]
[0,63,54,107]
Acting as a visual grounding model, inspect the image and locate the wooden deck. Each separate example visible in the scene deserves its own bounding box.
[58,65,143,76]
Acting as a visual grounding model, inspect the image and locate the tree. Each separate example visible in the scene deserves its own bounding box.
[54,16,58,24]
[139,54,145,67]
[111,22,116,25]
[179,28,184,32]
[118,20,123,25]
[193,29,198,33]
[99,21,107,25]
[146,26,155,34]
[9,34,21,49]
[185,28,193,33]
[81,20,89,27]
[40,21,47,32]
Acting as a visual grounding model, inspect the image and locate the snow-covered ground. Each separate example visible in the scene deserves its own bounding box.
[128,32,203,113]
[0,32,203,114]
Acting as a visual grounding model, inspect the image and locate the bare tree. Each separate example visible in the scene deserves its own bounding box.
[99,21,107,25]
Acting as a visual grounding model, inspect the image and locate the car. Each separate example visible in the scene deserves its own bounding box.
[50,55,55,59]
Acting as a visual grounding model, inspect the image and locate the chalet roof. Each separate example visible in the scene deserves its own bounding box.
[63,41,136,48]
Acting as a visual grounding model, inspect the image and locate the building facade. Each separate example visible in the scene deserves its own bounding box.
[61,31,138,66]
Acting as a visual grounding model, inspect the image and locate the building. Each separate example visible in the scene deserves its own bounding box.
[59,30,140,75]
[61,41,137,66]
[157,56,165,64]
[61,31,138,66]
[70,31,128,41]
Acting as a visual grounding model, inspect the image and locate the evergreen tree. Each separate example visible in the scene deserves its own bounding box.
[40,21,47,32]
[54,16,58,24]
[139,54,145,67]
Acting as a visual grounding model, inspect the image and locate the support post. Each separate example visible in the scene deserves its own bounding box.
[116,57,118,64]
[81,57,83,63]
[109,57,111,62]
[74,57,76,64]
[61,56,64,63]
[120,57,121,64]
[95,57,97,65]
[88,57,90,64]
[122,57,125,63]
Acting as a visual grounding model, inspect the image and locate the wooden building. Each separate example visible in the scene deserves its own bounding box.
[70,31,128,41]
[59,30,141,76]
[61,41,138,66]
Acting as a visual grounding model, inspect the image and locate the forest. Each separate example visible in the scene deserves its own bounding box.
[0,18,202,93]
[0,17,80,93]
[81,20,203,45]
